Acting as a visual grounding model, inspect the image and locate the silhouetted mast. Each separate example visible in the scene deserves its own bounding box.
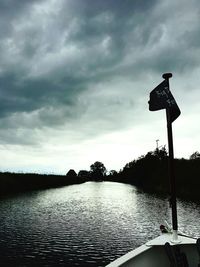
[149,73,181,241]
[163,73,178,241]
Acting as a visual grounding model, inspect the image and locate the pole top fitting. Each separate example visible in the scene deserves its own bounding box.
[162,73,173,79]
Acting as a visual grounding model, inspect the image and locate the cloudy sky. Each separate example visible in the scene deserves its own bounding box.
[0,0,200,174]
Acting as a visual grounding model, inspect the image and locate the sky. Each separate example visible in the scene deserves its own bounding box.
[0,0,200,174]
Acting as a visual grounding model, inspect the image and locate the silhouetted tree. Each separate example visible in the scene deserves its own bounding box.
[190,151,200,160]
[124,160,136,169]
[78,170,90,180]
[90,161,106,181]
[66,169,77,178]
[119,147,168,187]
[108,170,118,176]
[154,145,168,160]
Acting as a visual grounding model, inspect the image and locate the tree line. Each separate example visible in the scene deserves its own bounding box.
[0,148,200,200]
[75,147,200,200]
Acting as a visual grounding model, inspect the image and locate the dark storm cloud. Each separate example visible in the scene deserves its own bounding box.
[0,71,85,117]
[0,0,200,146]
[66,0,158,17]
[0,0,41,38]
[0,0,157,119]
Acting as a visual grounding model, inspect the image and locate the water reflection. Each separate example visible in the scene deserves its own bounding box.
[0,182,199,267]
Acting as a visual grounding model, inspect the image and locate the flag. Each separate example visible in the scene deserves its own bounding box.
[148,79,181,123]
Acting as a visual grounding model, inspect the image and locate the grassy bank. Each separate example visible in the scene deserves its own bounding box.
[0,172,83,197]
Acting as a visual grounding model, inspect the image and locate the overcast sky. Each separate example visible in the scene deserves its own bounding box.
[0,0,200,174]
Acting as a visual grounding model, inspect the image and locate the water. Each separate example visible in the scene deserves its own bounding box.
[0,181,199,267]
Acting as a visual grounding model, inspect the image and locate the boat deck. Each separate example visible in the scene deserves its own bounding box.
[106,234,198,267]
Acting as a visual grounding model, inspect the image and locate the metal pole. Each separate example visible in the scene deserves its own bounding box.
[162,73,178,242]
[156,139,159,150]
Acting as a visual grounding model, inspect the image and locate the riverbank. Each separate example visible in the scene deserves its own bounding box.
[0,172,84,197]
[1,147,200,201]
[1,169,199,202]
[106,152,200,201]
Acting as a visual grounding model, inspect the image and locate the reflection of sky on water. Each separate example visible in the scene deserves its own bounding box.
[0,182,199,266]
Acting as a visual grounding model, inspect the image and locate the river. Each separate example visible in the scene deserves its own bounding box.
[0,181,199,266]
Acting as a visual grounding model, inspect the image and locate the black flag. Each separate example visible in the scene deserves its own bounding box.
[148,79,180,123]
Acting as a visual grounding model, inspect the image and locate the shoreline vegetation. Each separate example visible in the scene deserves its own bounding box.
[0,147,200,201]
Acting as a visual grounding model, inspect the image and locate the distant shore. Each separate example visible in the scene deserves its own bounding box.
[0,172,84,198]
[1,149,200,201]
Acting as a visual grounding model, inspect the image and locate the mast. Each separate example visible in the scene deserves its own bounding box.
[149,73,181,242]
[162,73,178,242]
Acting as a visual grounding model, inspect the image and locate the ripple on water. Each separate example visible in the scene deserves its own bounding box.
[0,182,199,266]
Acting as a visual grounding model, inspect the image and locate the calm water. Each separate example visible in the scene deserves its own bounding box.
[0,181,199,267]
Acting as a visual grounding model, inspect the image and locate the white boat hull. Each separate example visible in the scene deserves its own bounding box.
[106,234,198,267]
